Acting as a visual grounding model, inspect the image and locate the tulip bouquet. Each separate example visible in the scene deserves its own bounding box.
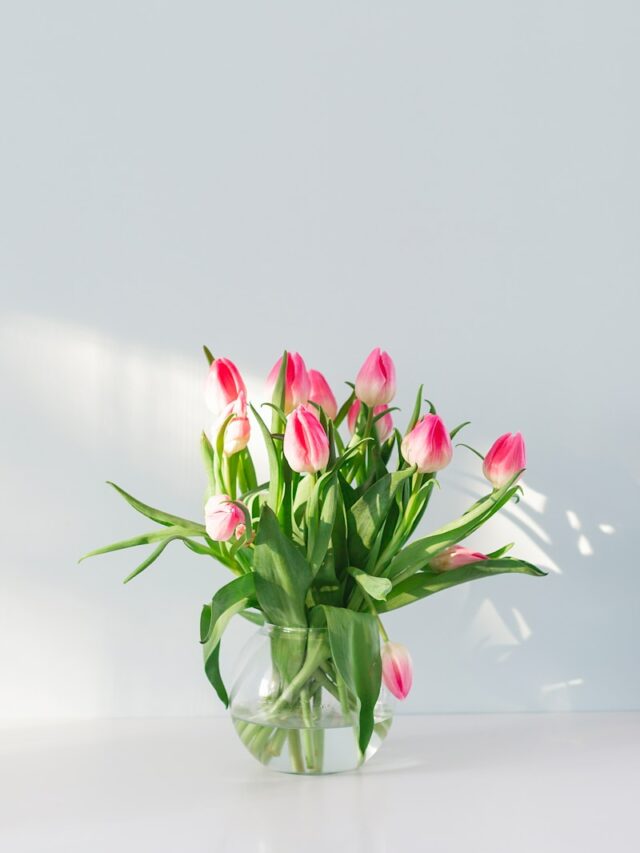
[83,347,545,774]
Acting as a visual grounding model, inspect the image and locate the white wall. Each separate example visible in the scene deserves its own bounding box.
[1,1,638,719]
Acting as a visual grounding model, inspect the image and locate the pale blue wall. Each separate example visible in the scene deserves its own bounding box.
[1,1,638,717]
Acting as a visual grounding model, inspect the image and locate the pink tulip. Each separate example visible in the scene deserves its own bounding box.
[431,545,488,571]
[347,399,394,442]
[308,369,338,421]
[204,357,247,415]
[204,494,245,541]
[381,642,413,700]
[266,352,310,414]
[283,404,330,474]
[355,348,396,407]
[401,414,453,473]
[483,432,526,489]
[214,391,251,456]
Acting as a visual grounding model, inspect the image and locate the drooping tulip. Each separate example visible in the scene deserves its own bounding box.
[204,494,245,541]
[283,404,330,474]
[401,414,453,473]
[355,348,396,407]
[381,642,413,700]
[214,390,251,456]
[266,352,310,414]
[204,357,247,415]
[483,432,526,489]
[347,399,393,442]
[308,369,338,421]
[430,545,488,571]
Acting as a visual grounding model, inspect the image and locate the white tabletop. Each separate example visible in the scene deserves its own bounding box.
[1,713,638,852]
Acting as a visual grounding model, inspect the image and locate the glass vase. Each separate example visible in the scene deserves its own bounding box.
[229,623,393,775]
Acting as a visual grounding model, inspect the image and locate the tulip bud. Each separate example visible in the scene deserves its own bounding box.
[347,399,393,442]
[430,545,488,571]
[204,357,247,416]
[283,404,330,474]
[266,352,310,414]
[401,414,453,473]
[381,642,413,700]
[214,391,251,456]
[483,432,526,489]
[308,369,338,421]
[204,494,245,541]
[355,348,396,407]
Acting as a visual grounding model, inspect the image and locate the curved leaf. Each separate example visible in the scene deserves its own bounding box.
[348,566,392,601]
[315,606,381,755]
[384,474,522,581]
[106,482,205,531]
[79,525,204,561]
[253,505,312,627]
[306,473,339,575]
[347,467,415,567]
[380,557,547,612]
[201,574,258,706]
[251,404,283,513]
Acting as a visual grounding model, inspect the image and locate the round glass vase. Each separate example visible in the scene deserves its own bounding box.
[229,623,394,775]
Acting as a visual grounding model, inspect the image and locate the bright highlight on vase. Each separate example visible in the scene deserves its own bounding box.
[81,347,546,775]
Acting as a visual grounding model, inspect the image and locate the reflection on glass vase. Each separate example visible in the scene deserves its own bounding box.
[229,623,394,775]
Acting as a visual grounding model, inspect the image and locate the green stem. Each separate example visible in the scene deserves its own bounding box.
[271,641,330,713]
[300,688,316,771]
[288,730,305,773]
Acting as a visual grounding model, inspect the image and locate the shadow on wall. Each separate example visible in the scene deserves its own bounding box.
[0,312,634,715]
[431,466,623,712]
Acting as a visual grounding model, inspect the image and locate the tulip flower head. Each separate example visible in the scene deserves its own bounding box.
[266,352,311,414]
[283,404,330,474]
[308,369,338,421]
[483,432,526,489]
[347,399,394,442]
[431,545,488,572]
[214,391,251,456]
[205,357,247,416]
[381,642,413,700]
[355,348,396,407]
[204,494,245,541]
[401,414,453,473]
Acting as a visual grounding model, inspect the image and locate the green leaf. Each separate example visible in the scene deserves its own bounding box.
[334,388,356,428]
[487,542,515,559]
[253,505,312,627]
[347,566,392,601]
[330,437,375,474]
[347,468,416,567]
[201,574,258,706]
[384,475,522,581]
[316,606,382,755]
[380,558,547,611]
[271,350,288,432]
[200,432,216,498]
[79,525,204,561]
[306,473,339,575]
[106,482,205,531]
[251,404,283,513]
[237,448,258,493]
[203,345,215,365]
[406,384,424,433]
[123,537,176,583]
[238,609,266,626]
[449,421,471,440]
[456,442,485,461]
[182,538,215,557]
